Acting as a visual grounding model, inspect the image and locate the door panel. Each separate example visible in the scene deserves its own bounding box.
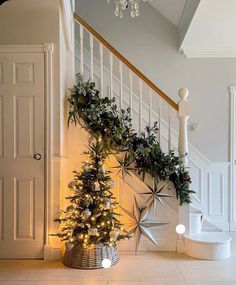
[0,52,44,259]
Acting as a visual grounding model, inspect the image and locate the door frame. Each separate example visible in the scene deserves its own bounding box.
[230,86,236,230]
[0,44,53,254]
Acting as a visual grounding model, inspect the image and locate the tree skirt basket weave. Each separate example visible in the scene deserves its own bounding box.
[62,243,119,269]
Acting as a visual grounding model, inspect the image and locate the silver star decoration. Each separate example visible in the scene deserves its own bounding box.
[120,196,169,254]
[112,152,136,181]
[141,179,173,211]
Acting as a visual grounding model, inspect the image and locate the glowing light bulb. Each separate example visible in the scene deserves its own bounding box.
[176,224,186,235]
[102,258,112,269]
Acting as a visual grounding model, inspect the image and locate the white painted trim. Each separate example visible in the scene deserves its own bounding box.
[60,0,74,50]
[44,245,61,261]
[230,86,236,230]
[181,48,236,58]
[0,45,52,53]
[177,0,189,30]
[44,44,54,247]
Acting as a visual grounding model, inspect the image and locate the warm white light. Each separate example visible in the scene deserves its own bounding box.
[176,224,186,235]
[102,258,112,269]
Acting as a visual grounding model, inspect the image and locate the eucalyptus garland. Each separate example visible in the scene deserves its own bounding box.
[68,75,194,205]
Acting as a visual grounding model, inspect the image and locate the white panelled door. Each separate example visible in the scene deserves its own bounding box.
[0,52,45,259]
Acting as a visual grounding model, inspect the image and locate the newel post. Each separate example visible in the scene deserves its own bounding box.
[177,88,190,252]
[178,88,190,166]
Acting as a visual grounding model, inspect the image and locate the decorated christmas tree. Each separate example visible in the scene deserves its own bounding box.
[54,138,129,268]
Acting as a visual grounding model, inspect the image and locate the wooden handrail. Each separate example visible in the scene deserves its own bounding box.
[74,12,178,111]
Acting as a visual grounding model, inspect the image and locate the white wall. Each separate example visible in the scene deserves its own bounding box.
[76,0,236,162]
[0,0,61,157]
[0,0,65,250]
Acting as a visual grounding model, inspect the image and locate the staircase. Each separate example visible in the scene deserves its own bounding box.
[73,12,231,259]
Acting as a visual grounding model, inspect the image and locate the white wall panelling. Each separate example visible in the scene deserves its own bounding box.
[0,178,3,240]
[230,86,236,230]
[207,163,230,230]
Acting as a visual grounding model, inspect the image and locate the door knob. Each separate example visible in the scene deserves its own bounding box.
[34,153,42,160]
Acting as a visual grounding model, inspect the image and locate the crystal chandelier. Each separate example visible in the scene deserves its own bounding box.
[107,0,147,18]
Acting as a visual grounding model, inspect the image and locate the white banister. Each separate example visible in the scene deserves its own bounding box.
[168,106,172,152]
[79,25,84,75]
[129,70,133,118]
[139,79,143,134]
[99,43,104,97]
[109,52,113,99]
[119,61,123,110]
[148,88,152,128]
[158,96,162,145]
[89,34,94,81]
[177,88,190,250]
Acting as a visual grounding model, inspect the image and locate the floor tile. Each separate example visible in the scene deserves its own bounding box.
[0,234,235,284]
[176,259,236,282]
[0,282,107,285]
[108,281,168,285]
[32,253,184,282]
[0,260,46,281]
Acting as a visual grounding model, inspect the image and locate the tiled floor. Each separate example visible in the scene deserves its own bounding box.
[0,233,235,285]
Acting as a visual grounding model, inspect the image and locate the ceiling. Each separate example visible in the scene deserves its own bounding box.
[148,0,187,27]
[180,0,236,57]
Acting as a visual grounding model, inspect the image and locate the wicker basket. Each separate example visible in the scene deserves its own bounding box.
[62,243,119,269]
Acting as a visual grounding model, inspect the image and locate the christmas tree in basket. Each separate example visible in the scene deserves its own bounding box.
[53,138,129,269]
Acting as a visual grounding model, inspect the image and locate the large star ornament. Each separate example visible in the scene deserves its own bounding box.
[120,196,169,254]
[112,152,136,181]
[141,179,173,211]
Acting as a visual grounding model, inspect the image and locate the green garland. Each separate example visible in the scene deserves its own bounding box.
[68,75,194,205]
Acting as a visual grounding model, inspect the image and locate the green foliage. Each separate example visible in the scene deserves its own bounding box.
[68,75,194,205]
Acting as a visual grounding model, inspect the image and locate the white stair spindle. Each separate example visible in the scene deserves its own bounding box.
[89,34,94,81]
[148,88,152,127]
[99,44,104,98]
[79,25,84,75]
[109,53,113,99]
[177,88,190,248]
[158,96,162,144]
[168,106,172,152]
[129,71,133,118]
[119,61,123,110]
[139,79,143,134]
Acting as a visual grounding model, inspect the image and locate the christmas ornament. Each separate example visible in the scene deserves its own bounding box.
[82,164,90,171]
[101,165,106,174]
[94,180,100,191]
[0,1,8,6]
[66,205,75,212]
[109,179,115,188]
[104,201,111,209]
[109,230,119,241]
[113,153,135,181]
[65,242,74,251]
[82,208,92,220]
[141,179,173,211]
[120,196,169,254]
[68,181,77,189]
[88,227,98,236]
